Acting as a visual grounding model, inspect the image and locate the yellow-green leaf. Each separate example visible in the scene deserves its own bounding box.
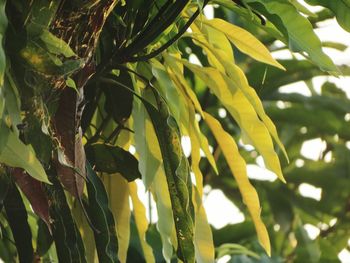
[133,87,162,190]
[0,129,50,184]
[129,182,156,263]
[102,174,130,263]
[179,60,285,182]
[204,112,271,256]
[204,18,285,70]
[151,168,176,262]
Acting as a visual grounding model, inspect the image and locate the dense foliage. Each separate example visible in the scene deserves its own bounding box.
[0,0,349,262]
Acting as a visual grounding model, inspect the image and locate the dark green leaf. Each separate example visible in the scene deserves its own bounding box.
[86,143,141,182]
[141,90,195,263]
[103,71,133,124]
[0,168,10,212]
[4,181,34,263]
[36,219,53,257]
[47,176,87,263]
[0,0,7,86]
[86,162,119,263]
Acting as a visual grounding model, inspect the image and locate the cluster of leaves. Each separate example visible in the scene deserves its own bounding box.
[0,0,348,262]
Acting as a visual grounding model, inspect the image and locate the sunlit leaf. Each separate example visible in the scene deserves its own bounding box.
[204,112,271,256]
[129,182,156,263]
[179,59,285,182]
[102,173,131,263]
[0,128,50,184]
[203,18,285,70]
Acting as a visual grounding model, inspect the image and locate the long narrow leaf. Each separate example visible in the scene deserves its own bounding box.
[47,177,87,263]
[204,112,271,256]
[86,162,119,263]
[4,181,34,262]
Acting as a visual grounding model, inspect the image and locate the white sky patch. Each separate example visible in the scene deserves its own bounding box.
[136,179,158,223]
[295,158,305,168]
[279,81,312,97]
[312,76,350,98]
[339,249,350,263]
[298,183,322,201]
[189,53,202,66]
[204,189,245,229]
[303,224,320,240]
[300,138,326,160]
[217,255,231,263]
[204,5,214,20]
[218,108,227,118]
[247,164,277,182]
[129,145,136,155]
[181,136,192,157]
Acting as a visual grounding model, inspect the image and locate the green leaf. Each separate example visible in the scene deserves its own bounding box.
[86,143,141,182]
[133,89,162,189]
[0,169,10,212]
[86,162,119,263]
[139,89,195,262]
[305,0,350,32]
[4,181,34,262]
[246,0,339,74]
[40,29,76,57]
[0,127,50,184]
[129,182,156,263]
[0,0,7,86]
[103,71,134,124]
[47,177,87,263]
[36,219,53,257]
[294,218,321,263]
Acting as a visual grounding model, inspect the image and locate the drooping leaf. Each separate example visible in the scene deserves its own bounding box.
[193,187,215,263]
[0,169,10,212]
[150,167,176,262]
[101,173,131,263]
[179,60,285,182]
[0,126,50,184]
[54,88,86,197]
[86,143,141,182]
[202,18,285,70]
[36,219,53,257]
[12,168,51,230]
[245,0,339,74]
[47,175,87,263]
[305,0,350,32]
[0,0,7,86]
[129,182,156,263]
[204,112,271,256]
[133,83,162,190]
[3,181,34,262]
[141,90,195,263]
[102,71,134,124]
[86,162,119,263]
